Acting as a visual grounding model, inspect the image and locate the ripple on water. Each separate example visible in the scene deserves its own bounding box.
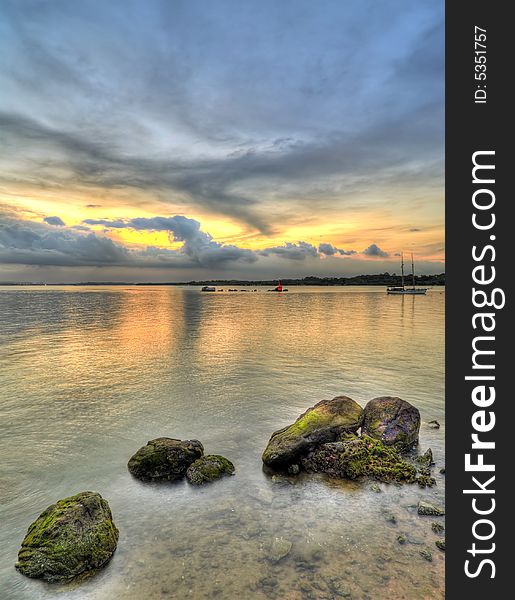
[0,287,444,599]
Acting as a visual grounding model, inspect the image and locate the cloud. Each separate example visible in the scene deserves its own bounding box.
[3,211,386,271]
[362,243,389,257]
[0,0,444,277]
[0,217,129,266]
[318,243,356,256]
[259,241,319,261]
[0,0,444,236]
[43,216,65,226]
[84,215,257,266]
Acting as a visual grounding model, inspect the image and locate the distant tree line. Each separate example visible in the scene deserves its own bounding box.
[180,273,446,287]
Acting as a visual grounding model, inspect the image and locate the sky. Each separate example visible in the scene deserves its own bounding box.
[0,0,444,282]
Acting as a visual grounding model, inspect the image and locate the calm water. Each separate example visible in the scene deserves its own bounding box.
[0,286,445,600]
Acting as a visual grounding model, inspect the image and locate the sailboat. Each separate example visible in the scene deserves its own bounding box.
[387,253,428,295]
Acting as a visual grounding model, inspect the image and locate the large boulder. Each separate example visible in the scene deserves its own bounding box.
[15,491,118,582]
[262,396,363,468]
[362,396,420,449]
[186,455,235,485]
[128,437,204,481]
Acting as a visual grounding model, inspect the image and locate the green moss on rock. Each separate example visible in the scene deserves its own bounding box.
[262,396,363,467]
[186,455,235,485]
[15,491,118,583]
[417,501,445,516]
[127,437,203,481]
[301,435,420,483]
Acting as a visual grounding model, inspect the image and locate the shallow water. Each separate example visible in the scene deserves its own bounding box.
[0,286,445,599]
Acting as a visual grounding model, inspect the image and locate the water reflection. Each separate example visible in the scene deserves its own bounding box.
[0,286,445,599]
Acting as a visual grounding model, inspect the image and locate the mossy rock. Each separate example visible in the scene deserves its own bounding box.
[435,539,446,551]
[417,501,445,516]
[186,455,235,485]
[262,396,363,468]
[301,435,419,483]
[15,491,118,583]
[128,437,203,482]
[362,396,420,449]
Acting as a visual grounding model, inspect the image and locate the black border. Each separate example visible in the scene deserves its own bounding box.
[446,1,510,595]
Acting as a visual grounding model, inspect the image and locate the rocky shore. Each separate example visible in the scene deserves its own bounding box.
[262,395,436,487]
[15,394,444,586]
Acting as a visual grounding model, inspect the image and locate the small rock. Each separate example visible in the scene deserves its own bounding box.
[259,576,278,589]
[415,448,434,467]
[328,576,352,598]
[435,539,446,551]
[431,522,445,534]
[268,537,292,563]
[417,501,445,516]
[428,420,440,429]
[186,455,235,485]
[397,534,407,545]
[439,467,446,475]
[247,486,273,506]
[128,438,203,481]
[288,464,300,475]
[419,549,433,562]
[370,483,382,493]
[293,544,325,569]
[406,536,424,546]
[383,512,397,525]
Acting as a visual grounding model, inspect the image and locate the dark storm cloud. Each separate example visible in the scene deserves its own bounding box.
[363,243,389,258]
[0,212,324,269]
[1,209,392,270]
[0,216,129,266]
[318,243,356,256]
[0,213,261,269]
[259,242,319,261]
[43,216,65,226]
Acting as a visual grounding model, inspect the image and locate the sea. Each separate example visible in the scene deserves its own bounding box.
[0,285,445,599]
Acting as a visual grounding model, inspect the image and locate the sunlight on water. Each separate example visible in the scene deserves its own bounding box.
[0,286,445,599]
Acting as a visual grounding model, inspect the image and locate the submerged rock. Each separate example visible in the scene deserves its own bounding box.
[362,396,420,449]
[417,501,445,516]
[301,435,418,483]
[268,537,292,563]
[15,492,118,583]
[415,448,434,467]
[128,438,203,481]
[435,539,446,551]
[431,522,445,534]
[262,396,363,467]
[186,455,235,485]
[416,470,436,488]
[419,549,433,562]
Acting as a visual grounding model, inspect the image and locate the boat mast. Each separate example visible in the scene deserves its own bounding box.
[411,253,415,288]
[401,253,405,288]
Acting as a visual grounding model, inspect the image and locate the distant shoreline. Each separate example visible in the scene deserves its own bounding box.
[0,273,445,287]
